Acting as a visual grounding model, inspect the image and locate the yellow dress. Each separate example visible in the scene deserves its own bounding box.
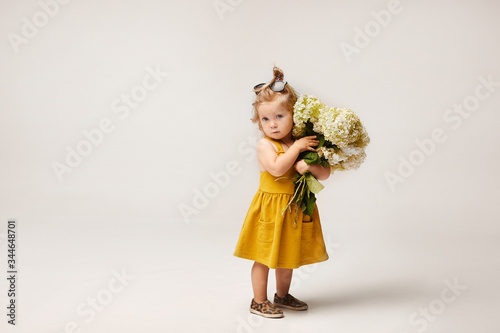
[233,137,329,269]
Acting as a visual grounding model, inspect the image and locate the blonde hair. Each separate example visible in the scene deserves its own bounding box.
[251,67,298,131]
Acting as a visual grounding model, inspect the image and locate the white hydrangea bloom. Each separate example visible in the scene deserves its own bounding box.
[292,94,370,171]
[292,95,325,138]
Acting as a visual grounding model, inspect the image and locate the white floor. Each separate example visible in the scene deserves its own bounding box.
[1,215,499,333]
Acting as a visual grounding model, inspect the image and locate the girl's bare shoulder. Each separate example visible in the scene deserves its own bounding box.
[257,137,278,153]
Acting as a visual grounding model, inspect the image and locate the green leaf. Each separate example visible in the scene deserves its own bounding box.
[300,151,321,165]
[305,121,315,136]
[301,191,315,216]
[316,134,325,149]
[304,173,324,194]
[299,151,313,160]
[301,201,307,213]
[305,193,316,216]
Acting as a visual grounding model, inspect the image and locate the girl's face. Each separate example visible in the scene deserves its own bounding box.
[257,99,293,141]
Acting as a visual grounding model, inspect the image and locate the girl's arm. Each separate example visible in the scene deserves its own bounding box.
[257,136,318,177]
[294,160,332,181]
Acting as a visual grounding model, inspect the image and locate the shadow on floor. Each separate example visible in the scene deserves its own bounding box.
[307,280,431,309]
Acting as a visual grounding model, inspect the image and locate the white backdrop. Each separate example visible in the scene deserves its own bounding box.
[1,0,499,332]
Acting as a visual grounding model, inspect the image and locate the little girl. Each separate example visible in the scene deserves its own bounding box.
[233,67,331,318]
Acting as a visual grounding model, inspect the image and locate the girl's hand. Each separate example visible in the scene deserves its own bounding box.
[294,159,309,175]
[295,161,331,180]
[292,136,319,153]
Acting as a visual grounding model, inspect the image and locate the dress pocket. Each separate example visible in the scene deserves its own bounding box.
[301,221,314,241]
[257,220,275,243]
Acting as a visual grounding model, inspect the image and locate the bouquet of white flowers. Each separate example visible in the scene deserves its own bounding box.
[281,95,370,219]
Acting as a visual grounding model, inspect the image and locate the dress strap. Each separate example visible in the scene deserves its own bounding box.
[265,137,285,155]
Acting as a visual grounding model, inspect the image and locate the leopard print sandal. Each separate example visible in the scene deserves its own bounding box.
[274,293,308,311]
[250,299,284,318]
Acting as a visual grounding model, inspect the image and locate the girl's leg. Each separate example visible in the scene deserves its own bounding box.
[251,261,269,302]
[275,268,293,298]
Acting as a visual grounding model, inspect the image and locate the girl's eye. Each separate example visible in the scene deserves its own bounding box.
[262,117,268,121]
[277,114,283,119]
